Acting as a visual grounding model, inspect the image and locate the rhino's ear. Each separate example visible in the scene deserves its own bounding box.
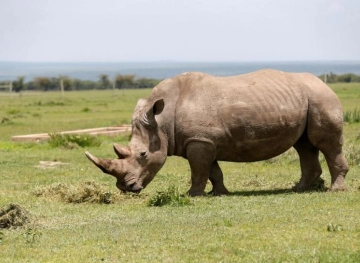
[113,144,131,159]
[142,99,164,128]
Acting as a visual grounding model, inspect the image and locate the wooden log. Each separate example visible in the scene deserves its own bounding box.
[11,125,131,142]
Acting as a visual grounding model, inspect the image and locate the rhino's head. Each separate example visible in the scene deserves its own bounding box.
[85,99,167,193]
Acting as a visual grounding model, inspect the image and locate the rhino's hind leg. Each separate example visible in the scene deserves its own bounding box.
[307,112,349,191]
[208,161,230,196]
[322,149,348,191]
[293,135,323,191]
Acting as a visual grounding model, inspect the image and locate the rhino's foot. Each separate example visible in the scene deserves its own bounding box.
[330,184,347,191]
[330,176,347,191]
[207,188,230,196]
[187,190,206,197]
[293,177,327,192]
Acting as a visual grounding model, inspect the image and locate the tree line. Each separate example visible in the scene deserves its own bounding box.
[3,74,161,93]
[318,72,360,83]
[1,72,360,93]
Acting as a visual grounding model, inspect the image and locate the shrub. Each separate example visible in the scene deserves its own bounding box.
[147,186,192,207]
[6,109,21,115]
[81,107,91,112]
[1,117,14,125]
[48,133,101,148]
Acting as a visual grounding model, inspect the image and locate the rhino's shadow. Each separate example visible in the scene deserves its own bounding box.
[228,188,294,197]
[228,187,327,196]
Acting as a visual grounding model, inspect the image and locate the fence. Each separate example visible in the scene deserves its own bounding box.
[0,82,12,95]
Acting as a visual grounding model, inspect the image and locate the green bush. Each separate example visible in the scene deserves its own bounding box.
[48,133,101,148]
[81,107,91,112]
[147,186,192,207]
[1,117,14,125]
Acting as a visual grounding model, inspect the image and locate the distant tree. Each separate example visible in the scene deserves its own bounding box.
[34,77,51,91]
[115,74,135,89]
[99,74,110,89]
[59,76,73,91]
[337,73,353,83]
[135,78,161,88]
[328,72,337,83]
[72,79,97,90]
[12,76,25,92]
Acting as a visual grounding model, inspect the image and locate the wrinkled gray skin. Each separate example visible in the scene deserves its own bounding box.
[85,69,349,196]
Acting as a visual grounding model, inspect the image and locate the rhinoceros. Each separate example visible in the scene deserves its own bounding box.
[85,69,349,196]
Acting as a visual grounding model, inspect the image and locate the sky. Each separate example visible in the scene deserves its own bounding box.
[0,0,359,62]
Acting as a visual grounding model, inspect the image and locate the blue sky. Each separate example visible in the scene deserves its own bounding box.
[0,0,359,62]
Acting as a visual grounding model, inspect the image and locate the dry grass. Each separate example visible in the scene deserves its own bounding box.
[32,181,126,204]
[0,204,32,229]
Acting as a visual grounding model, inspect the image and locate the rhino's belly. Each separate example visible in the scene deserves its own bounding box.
[216,131,300,162]
[216,110,307,162]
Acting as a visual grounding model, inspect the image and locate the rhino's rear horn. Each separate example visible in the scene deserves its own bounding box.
[113,144,131,159]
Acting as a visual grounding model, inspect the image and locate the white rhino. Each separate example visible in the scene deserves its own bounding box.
[85,69,349,196]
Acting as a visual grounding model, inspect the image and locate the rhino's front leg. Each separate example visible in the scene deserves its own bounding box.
[186,141,215,197]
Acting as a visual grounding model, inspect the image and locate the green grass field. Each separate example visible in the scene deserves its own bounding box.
[1,84,360,262]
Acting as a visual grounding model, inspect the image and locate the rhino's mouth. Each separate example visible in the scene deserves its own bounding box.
[128,182,143,193]
[117,178,143,193]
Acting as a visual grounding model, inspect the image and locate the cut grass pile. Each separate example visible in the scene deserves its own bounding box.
[32,181,123,204]
[0,204,32,229]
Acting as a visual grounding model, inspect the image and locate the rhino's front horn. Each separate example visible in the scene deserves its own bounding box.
[85,151,116,175]
[85,151,104,170]
[85,151,99,165]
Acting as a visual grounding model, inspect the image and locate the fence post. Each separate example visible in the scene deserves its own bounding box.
[60,78,64,98]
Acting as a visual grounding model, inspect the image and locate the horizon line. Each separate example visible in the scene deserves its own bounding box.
[1,60,360,64]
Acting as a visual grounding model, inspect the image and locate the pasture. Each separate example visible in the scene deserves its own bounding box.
[0,83,360,262]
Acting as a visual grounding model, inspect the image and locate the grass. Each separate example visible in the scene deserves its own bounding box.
[344,108,360,123]
[0,86,360,262]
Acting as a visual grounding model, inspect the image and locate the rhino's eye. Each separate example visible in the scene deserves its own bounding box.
[140,151,147,157]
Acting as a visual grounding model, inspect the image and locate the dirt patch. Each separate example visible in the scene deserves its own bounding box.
[0,204,32,229]
[35,161,68,169]
[32,181,125,204]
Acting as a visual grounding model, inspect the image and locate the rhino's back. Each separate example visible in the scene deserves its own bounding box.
[173,69,324,161]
